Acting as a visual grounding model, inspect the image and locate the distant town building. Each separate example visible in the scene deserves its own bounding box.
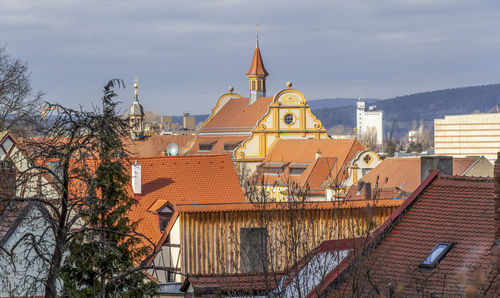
[408,122,424,143]
[128,78,145,140]
[356,98,384,145]
[434,113,500,162]
[182,112,196,131]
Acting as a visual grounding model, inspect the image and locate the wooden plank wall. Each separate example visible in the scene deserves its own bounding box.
[180,206,396,275]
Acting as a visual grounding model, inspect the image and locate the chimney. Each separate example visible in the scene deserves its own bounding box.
[420,156,453,182]
[495,152,500,245]
[0,160,15,199]
[315,149,322,160]
[364,182,372,200]
[131,161,141,195]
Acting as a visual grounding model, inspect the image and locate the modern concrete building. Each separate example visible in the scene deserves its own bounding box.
[356,99,384,145]
[434,113,500,162]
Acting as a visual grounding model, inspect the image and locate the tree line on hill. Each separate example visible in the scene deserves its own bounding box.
[312,84,500,139]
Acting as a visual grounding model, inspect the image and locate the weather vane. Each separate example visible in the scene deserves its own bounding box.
[134,76,138,96]
[256,23,259,48]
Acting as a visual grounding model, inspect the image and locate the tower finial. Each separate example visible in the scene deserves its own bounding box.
[134,76,138,97]
[256,23,259,48]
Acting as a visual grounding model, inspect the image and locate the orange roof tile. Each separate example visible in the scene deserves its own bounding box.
[355,157,421,194]
[200,97,273,131]
[258,139,365,190]
[184,135,248,156]
[124,135,193,158]
[452,156,480,175]
[246,47,268,76]
[126,155,246,247]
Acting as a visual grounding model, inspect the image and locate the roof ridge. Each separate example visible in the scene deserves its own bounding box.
[132,154,230,161]
[438,174,492,182]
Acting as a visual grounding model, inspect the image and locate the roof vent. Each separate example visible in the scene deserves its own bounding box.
[132,161,142,195]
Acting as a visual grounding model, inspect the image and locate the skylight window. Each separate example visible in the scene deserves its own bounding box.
[420,242,453,268]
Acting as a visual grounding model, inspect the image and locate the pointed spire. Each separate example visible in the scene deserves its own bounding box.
[247,26,268,105]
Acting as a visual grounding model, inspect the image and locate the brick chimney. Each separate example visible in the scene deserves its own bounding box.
[494,152,500,245]
[0,160,15,200]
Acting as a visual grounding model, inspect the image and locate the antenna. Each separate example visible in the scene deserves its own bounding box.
[256,23,259,48]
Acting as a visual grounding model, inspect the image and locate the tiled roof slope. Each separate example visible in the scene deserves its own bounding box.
[246,47,268,76]
[259,139,365,189]
[356,157,421,193]
[184,135,248,156]
[323,175,498,297]
[124,135,193,158]
[127,155,246,247]
[200,97,272,132]
[453,156,480,175]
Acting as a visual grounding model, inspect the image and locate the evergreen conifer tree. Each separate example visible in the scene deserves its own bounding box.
[60,80,157,297]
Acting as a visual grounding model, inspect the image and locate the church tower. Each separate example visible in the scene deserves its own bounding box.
[246,27,268,105]
[129,77,145,140]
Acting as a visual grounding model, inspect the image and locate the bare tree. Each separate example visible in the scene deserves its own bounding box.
[0,47,43,135]
[360,126,378,150]
[0,80,171,297]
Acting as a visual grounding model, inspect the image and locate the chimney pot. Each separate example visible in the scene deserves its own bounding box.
[315,150,322,160]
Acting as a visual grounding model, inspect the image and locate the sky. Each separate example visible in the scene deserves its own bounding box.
[1,0,500,115]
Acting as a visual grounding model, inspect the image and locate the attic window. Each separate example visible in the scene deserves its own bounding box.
[159,214,171,231]
[289,167,306,175]
[289,163,309,176]
[263,167,284,175]
[199,142,216,151]
[420,242,453,269]
[224,142,240,152]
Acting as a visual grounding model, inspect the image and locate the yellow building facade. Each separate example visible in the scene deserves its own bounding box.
[234,85,329,171]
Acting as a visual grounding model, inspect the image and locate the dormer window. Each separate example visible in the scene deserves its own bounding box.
[420,242,453,269]
[289,163,309,176]
[261,162,287,175]
[159,215,170,231]
[224,142,241,152]
[199,141,216,151]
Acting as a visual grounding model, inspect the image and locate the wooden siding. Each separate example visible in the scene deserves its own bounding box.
[180,205,397,275]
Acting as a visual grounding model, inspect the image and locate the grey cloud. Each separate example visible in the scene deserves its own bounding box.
[1,0,499,115]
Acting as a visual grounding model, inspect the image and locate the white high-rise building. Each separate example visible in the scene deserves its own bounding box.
[356,99,384,145]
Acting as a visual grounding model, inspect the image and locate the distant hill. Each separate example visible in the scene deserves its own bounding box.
[312,83,500,138]
[308,98,379,110]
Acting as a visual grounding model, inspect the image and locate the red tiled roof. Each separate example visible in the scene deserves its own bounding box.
[356,157,421,193]
[321,172,499,297]
[184,135,248,156]
[453,156,480,175]
[124,135,193,158]
[200,97,273,131]
[258,139,365,190]
[126,155,246,247]
[246,47,268,76]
